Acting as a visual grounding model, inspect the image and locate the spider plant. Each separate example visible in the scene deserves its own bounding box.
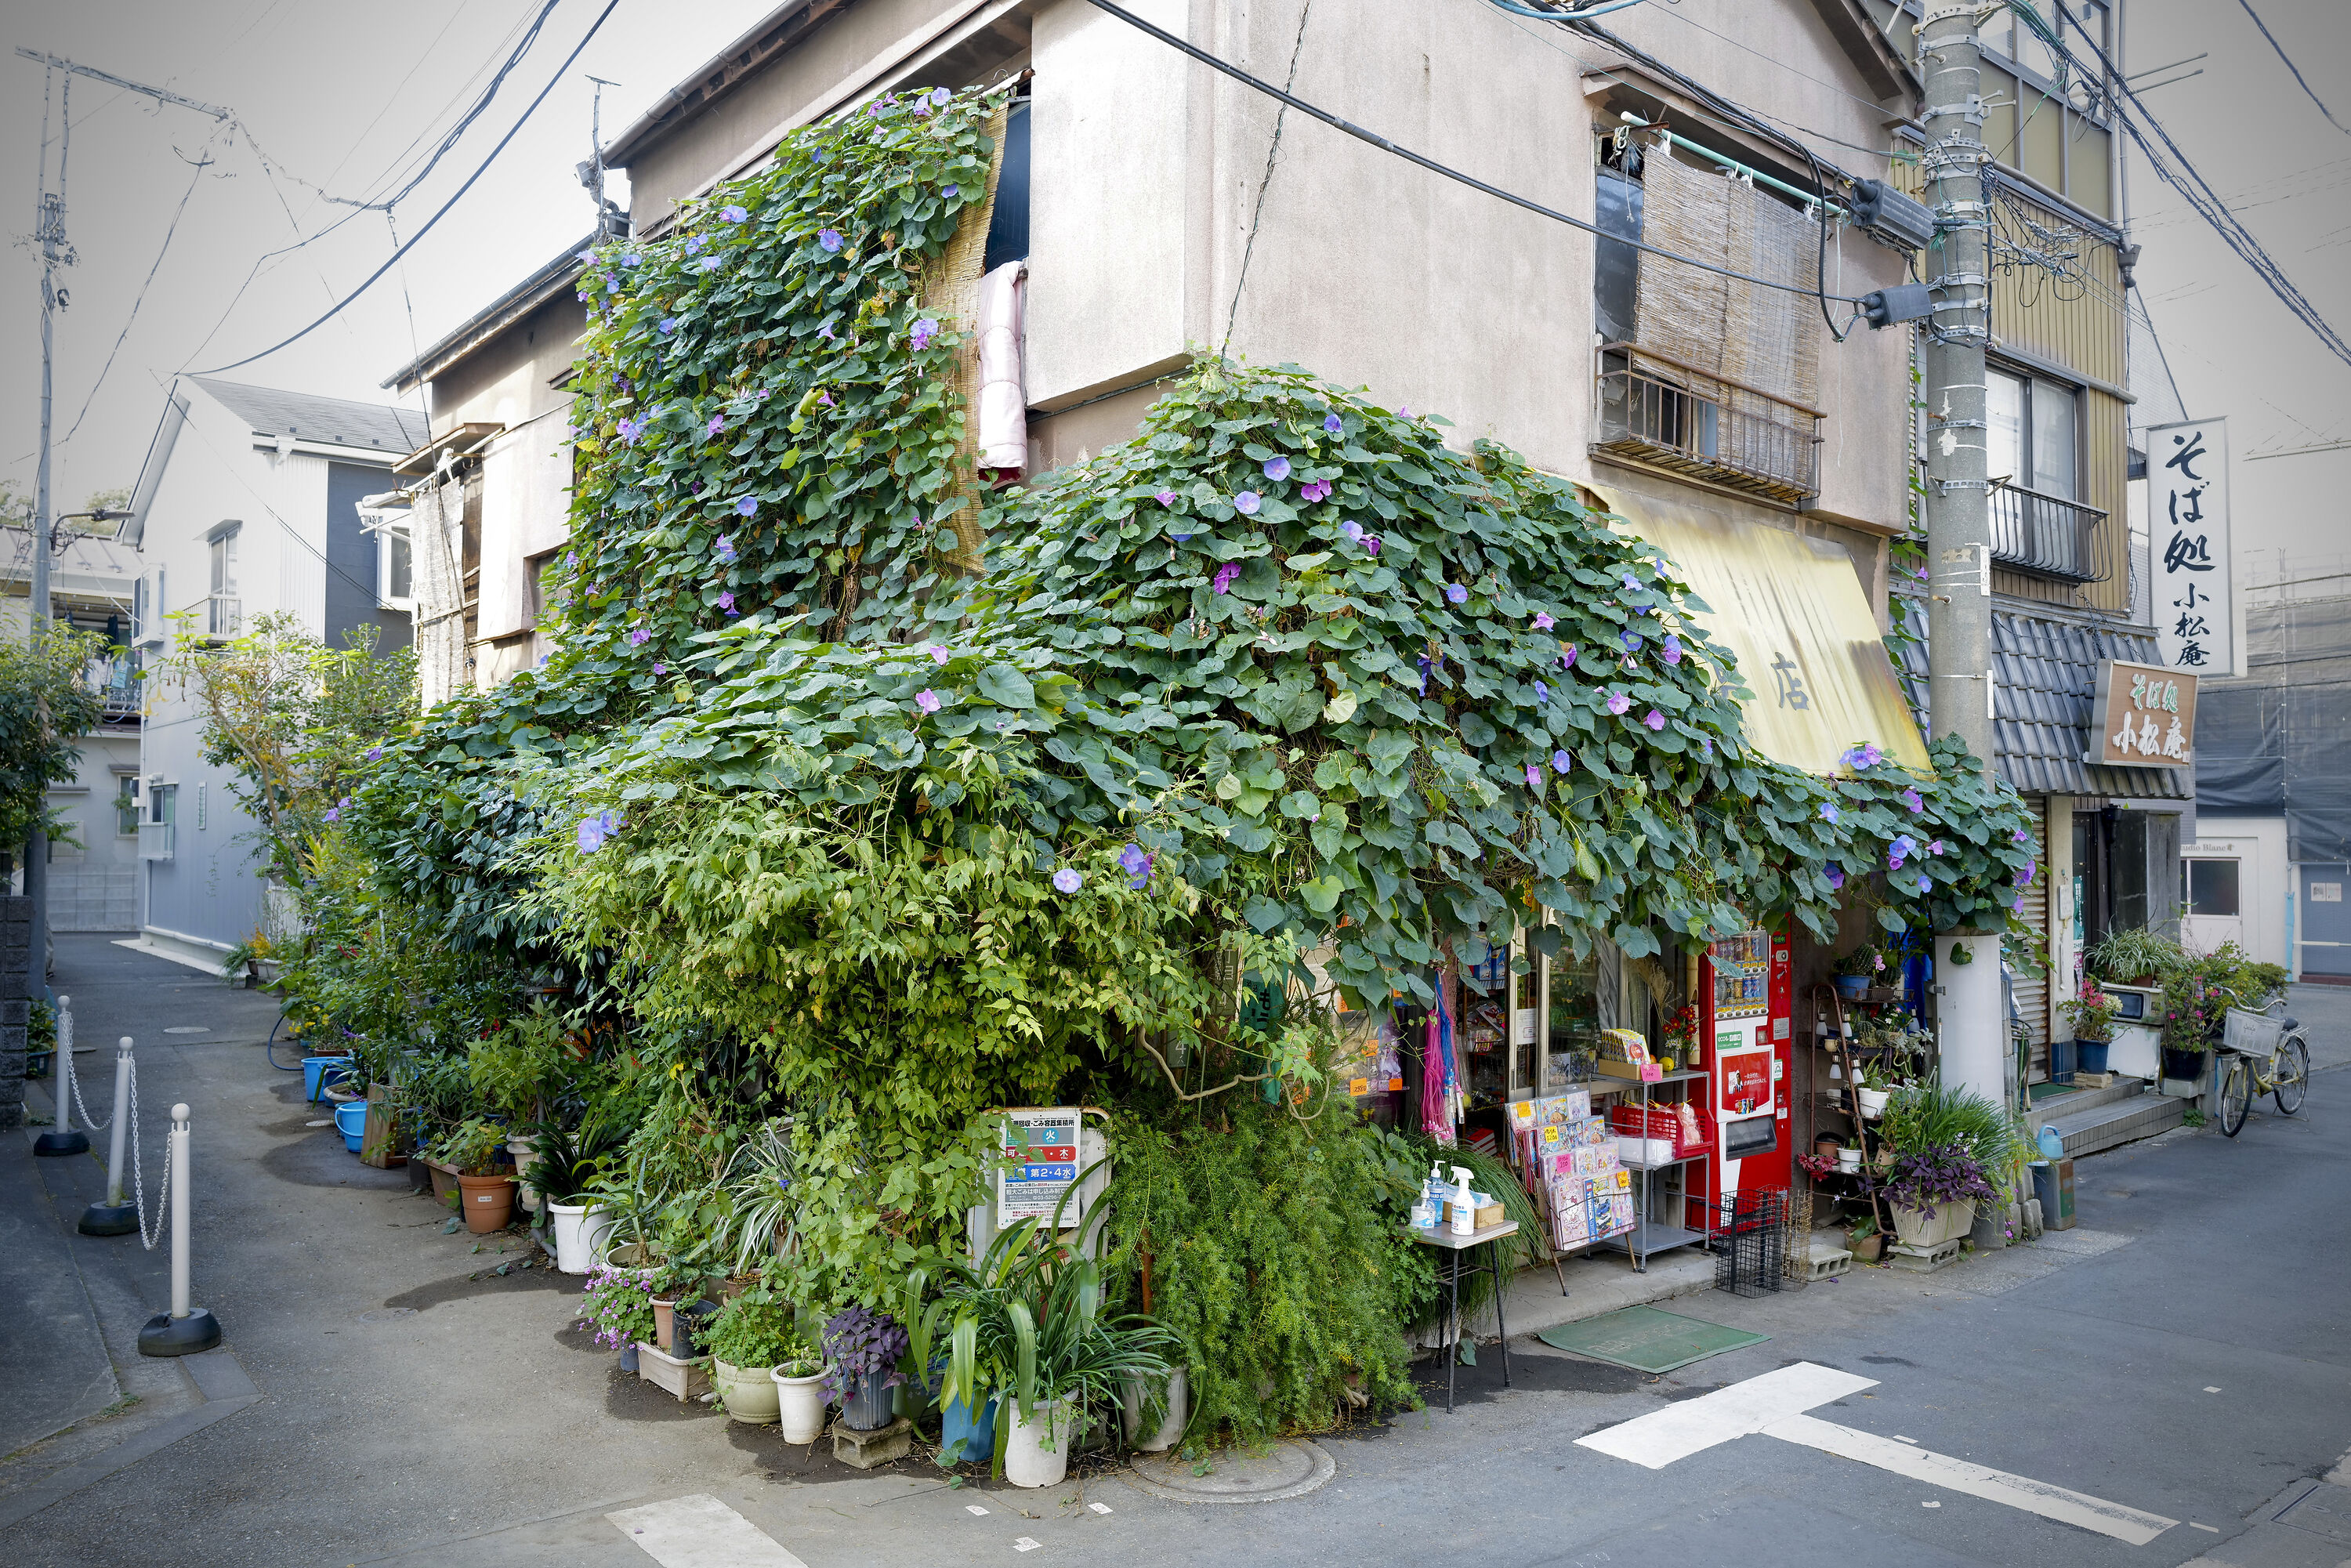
[713,1119,799,1279]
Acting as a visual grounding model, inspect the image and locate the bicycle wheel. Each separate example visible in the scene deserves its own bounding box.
[2218,1054,2253,1138]
[2273,1036,2309,1117]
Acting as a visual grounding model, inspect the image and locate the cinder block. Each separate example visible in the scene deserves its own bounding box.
[1805,1248,1852,1280]
[832,1417,912,1469]
[1886,1237,1963,1273]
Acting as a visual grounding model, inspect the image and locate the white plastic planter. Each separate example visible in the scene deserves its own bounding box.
[548,1203,614,1273]
[1119,1368,1187,1452]
[1003,1400,1069,1488]
[1857,1088,1890,1121]
[713,1358,782,1424]
[771,1366,830,1443]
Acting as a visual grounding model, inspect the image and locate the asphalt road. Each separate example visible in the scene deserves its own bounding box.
[2,940,2346,1568]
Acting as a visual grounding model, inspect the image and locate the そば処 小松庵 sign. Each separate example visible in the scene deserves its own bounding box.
[2089,660,2197,767]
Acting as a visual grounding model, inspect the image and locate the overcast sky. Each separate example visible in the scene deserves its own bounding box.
[0,0,2345,576]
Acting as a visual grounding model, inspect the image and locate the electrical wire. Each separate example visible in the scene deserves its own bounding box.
[2233,0,2348,137]
[1079,0,1871,305]
[190,0,621,377]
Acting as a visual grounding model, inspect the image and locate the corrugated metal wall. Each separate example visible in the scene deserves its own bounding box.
[2016,831,2051,1081]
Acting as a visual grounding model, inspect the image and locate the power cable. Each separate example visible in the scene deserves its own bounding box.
[190,0,621,377]
[1079,0,1871,305]
[2233,0,2348,137]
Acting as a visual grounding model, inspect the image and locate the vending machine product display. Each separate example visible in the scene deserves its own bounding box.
[1704,929,1792,1198]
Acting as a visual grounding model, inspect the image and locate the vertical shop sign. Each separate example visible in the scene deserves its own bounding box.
[997,1107,1088,1227]
[2147,418,2233,676]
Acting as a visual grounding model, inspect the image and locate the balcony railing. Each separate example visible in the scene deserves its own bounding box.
[1593,344,1823,505]
[1988,480,2109,583]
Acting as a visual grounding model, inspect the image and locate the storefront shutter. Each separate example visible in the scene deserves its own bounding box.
[2015,871,2051,1080]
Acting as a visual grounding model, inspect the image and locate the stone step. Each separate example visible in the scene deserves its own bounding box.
[2045,1088,2185,1159]
[2027,1075,2151,1121]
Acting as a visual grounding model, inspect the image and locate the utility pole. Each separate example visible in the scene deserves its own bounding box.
[15,49,227,983]
[1916,6,2006,1114]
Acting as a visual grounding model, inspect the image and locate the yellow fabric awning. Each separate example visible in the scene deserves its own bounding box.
[1591,487,1930,777]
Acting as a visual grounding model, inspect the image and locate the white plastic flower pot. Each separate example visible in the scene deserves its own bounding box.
[1835,1146,1861,1173]
[1857,1088,1890,1121]
[548,1203,614,1274]
[1119,1368,1187,1453]
[1002,1400,1069,1488]
[772,1366,830,1443]
[713,1358,782,1424]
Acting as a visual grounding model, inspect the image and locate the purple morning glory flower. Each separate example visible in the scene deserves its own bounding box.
[1621,630,1643,652]
[819,229,843,252]
[659,319,677,335]
[1534,611,1555,630]
[567,552,578,567]
[708,415,725,436]
[1339,520,1364,542]
[1891,835,1917,860]
[575,249,597,264]
[1212,563,1241,594]
[911,317,939,349]
[928,644,951,664]
[1900,788,1924,813]
[1661,635,1683,664]
[735,497,756,517]
[685,235,704,255]
[1263,455,1291,481]
[1621,572,1641,593]
[1300,480,1331,502]
[1918,875,1933,893]
[626,628,650,646]
[944,183,959,198]
[323,807,340,823]
[1929,838,1944,855]
[1118,842,1155,888]
[1233,491,1261,516]
[1701,738,1714,757]
[1324,413,1342,434]
[1053,867,1082,894]
[1533,680,1549,704]
[696,256,721,273]
[817,322,836,342]
[654,663,667,675]
[1526,763,1541,789]
[2012,828,2031,844]
[715,535,737,559]
[1561,645,1578,668]
[915,689,941,713]
[578,809,618,854]
[365,746,382,762]
[1825,862,1846,890]
[618,417,647,445]
[1552,749,1573,774]
[1154,489,1177,506]
[717,591,736,611]
[1172,534,1192,542]
[1446,583,1468,604]
[818,392,833,406]
[1643,708,1665,731]
[1821,802,1840,823]
[719,205,747,224]
[1889,853,1907,871]
[930,87,951,106]
[2021,857,2037,885]
[1606,691,1630,715]
[621,253,639,266]
[1416,656,1432,694]
[1363,536,1381,555]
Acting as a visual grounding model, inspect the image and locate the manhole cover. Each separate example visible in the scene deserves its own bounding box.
[1125,1440,1334,1504]
[358,1308,418,1324]
[163,1027,209,1035]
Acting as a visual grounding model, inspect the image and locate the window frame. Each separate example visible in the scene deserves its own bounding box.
[1986,360,2083,500]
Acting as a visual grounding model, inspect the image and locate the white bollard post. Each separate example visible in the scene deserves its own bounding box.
[137,1102,221,1356]
[34,993,89,1157]
[78,1037,140,1236]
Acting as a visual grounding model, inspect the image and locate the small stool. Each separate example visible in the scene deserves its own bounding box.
[1401,1220,1518,1413]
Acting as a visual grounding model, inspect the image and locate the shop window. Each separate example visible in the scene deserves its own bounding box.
[2183,858,2241,918]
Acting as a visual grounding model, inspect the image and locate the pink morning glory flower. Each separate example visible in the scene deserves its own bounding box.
[1263,455,1291,481]
[1552,750,1573,773]
[1606,691,1630,715]
[1324,413,1342,433]
[1446,583,1468,604]
[927,644,950,664]
[1233,491,1261,516]
[1052,868,1082,894]
[819,229,843,252]
[915,689,941,713]
[1155,489,1177,506]
[1212,563,1241,594]
[1900,788,1924,813]
[1929,839,1944,855]
[736,497,756,516]
[1643,708,1665,730]
[1300,480,1331,502]
[1534,611,1554,630]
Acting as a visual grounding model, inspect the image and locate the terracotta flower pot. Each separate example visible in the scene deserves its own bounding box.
[456,1173,518,1234]
[652,1298,677,1355]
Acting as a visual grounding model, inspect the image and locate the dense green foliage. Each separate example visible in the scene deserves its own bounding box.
[0,620,106,853]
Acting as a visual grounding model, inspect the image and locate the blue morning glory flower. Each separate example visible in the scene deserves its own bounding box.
[736,497,756,516]
[719,205,747,224]
[1263,455,1291,481]
[1052,867,1082,894]
[819,229,843,252]
[1446,583,1468,604]
[1324,413,1342,433]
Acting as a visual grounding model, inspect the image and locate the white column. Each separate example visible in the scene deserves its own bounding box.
[104,1037,133,1204]
[1935,935,2006,1107]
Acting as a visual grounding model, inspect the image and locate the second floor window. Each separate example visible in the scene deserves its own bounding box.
[208,525,241,636]
[1987,366,2078,499]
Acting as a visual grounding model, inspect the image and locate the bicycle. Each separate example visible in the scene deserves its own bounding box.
[2216,996,2309,1138]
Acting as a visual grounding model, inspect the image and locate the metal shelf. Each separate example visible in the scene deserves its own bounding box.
[1600,1222,1708,1258]
[1621,1150,1705,1171]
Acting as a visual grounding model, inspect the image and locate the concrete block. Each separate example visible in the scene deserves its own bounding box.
[1886,1237,1963,1273]
[832,1417,913,1468]
[1804,1248,1852,1280]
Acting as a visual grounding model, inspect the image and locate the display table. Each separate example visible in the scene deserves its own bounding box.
[1401,1219,1517,1412]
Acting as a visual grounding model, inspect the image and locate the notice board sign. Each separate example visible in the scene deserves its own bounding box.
[997,1107,1088,1228]
[2088,660,2197,767]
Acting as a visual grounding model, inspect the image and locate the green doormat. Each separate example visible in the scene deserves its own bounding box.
[1535,1305,1770,1373]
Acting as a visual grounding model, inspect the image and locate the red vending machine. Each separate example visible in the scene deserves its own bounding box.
[1702,928,1793,1197]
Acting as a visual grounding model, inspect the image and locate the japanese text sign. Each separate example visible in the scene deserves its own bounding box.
[2147,418,2233,676]
[996,1107,1090,1228]
[2089,659,2197,768]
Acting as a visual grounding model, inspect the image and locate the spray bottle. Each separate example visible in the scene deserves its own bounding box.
[1449,1164,1477,1235]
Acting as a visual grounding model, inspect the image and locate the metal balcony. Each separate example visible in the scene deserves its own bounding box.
[1988,480,2110,584]
[1593,344,1823,505]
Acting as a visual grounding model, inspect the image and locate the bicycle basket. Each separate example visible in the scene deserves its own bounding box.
[2222,1007,2282,1056]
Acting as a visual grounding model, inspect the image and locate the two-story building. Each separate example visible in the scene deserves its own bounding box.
[122,376,421,970]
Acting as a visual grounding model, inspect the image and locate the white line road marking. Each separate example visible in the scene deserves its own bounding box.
[1763,1414,2177,1545]
[608,1495,809,1567]
[1575,1362,1879,1469]
[1893,1435,1917,1443]
[2204,1386,2222,1393]
[1013,1537,1042,1552]
[1088,1503,1113,1515]
[966,1505,991,1515]
[2189,1523,2220,1533]
[1922,1501,1940,1508]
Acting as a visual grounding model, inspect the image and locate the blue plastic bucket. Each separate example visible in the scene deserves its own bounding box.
[940,1391,999,1464]
[303,1055,353,1102]
[334,1100,368,1153]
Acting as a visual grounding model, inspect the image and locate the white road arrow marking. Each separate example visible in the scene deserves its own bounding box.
[1578,1363,2175,1546]
[609,1494,809,1567]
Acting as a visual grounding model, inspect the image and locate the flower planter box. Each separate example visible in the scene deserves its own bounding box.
[420,1157,460,1203]
[360,1084,405,1169]
[636,1341,712,1403]
[1889,1199,1975,1251]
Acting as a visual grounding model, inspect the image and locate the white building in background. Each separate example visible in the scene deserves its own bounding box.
[2,531,143,930]
[121,376,421,969]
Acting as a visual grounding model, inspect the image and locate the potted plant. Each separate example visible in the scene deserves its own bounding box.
[770,1340,830,1443]
[1852,1065,1889,1122]
[705,1281,796,1425]
[2056,978,2118,1075]
[1832,945,1882,1001]
[1846,1215,1882,1263]
[438,1117,518,1234]
[823,1305,910,1432]
[524,1117,627,1273]
[940,1218,1180,1488]
[581,1262,657,1373]
[2158,969,2229,1081]
[1868,1080,2018,1249]
[2085,926,2186,990]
